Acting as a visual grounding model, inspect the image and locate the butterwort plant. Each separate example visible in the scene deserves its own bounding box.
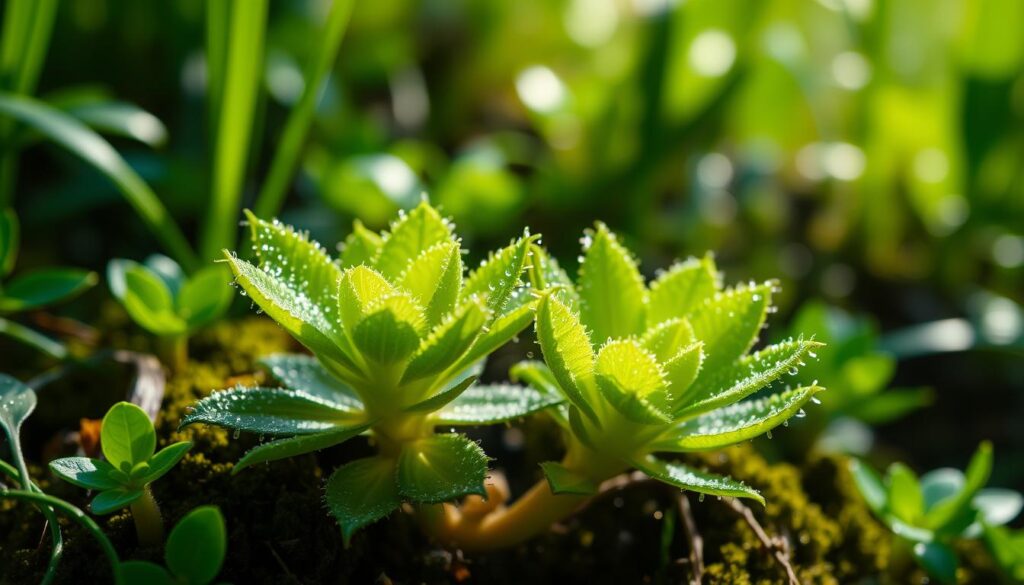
[180,201,561,542]
[427,224,824,549]
[50,402,192,546]
[850,442,1024,584]
[107,255,233,370]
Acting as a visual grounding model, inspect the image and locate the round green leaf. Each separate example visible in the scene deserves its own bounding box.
[101,402,156,470]
[119,561,173,585]
[177,265,233,330]
[136,441,192,485]
[325,456,401,545]
[165,506,226,585]
[91,487,144,515]
[49,457,121,490]
[396,434,488,503]
[0,268,97,312]
[115,262,187,335]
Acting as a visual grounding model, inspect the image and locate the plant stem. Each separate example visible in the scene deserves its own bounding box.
[157,334,188,372]
[0,489,121,585]
[130,485,164,547]
[420,440,626,551]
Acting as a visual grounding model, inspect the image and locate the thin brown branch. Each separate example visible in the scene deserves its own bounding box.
[676,492,703,585]
[721,497,800,585]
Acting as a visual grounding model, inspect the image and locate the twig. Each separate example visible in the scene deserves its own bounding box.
[721,497,800,585]
[676,492,703,585]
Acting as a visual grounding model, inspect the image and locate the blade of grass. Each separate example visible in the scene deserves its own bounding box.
[0,316,67,360]
[0,93,198,271]
[253,0,354,219]
[199,0,268,262]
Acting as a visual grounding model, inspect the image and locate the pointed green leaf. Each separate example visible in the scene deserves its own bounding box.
[912,541,958,585]
[337,264,394,331]
[888,463,925,523]
[596,339,671,424]
[510,360,569,428]
[49,457,121,490]
[664,343,704,403]
[689,282,773,379]
[177,265,233,330]
[119,561,173,585]
[223,253,350,368]
[0,374,35,452]
[443,299,536,378]
[91,488,144,514]
[527,243,580,311]
[632,455,764,505]
[375,202,452,279]
[462,233,534,317]
[0,208,18,277]
[399,241,463,327]
[401,299,487,383]
[339,219,383,268]
[647,256,718,325]
[577,223,646,344]
[181,386,362,435]
[926,441,993,530]
[403,374,478,413]
[352,293,426,364]
[397,434,488,503]
[101,402,155,470]
[921,468,965,511]
[677,338,822,418]
[655,385,822,452]
[165,506,226,584]
[137,441,192,484]
[432,384,563,425]
[109,262,186,335]
[0,268,97,312]
[325,456,401,545]
[246,211,343,320]
[641,318,695,362]
[535,294,599,424]
[540,461,598,495]
[233,423,369,474]
[260,353,363,410]
[850,459,889,516]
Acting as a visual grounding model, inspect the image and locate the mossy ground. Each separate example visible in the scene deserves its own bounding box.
[0,318,1005,584]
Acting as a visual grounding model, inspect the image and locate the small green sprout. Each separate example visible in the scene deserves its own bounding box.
[0,208,97,359]
[428,224,825,549]
[107,255,233,370]
[50,402,192,547]
[850,442,1024,584]
[119,505,227,585]
[181,201,561,542]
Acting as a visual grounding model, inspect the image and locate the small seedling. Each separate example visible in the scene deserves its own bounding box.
[0,208,97,359]
[119,505,227,585]
[181,201,561,542]
[50,402,192,547]
[850,442,1024,584]
[107,255,233,370]
[429,224,824,548]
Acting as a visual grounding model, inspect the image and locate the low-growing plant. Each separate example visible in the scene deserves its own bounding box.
[426,224,825,549]
[180,202,562,542]
[0,208,96,359]
[50,401,193,547]
[850,443,1024,584]
[107,255,232,370]
[119,505,227,585]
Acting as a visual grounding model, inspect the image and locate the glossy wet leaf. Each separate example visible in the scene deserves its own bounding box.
[338,264,394,331]
[633,455,764,505]
[233,423,369,473]
[165,505,226,584]
[49,457,120,490]
[101,402,156,470]
[595,339,670,424]
[339,220,382,268]
[688,283,773,378]
[398,242,460,326]
[137,441,192,484]
[445,299,535,376]
[181,386,362,435]
[432,384,562,425]
[641,318,696,362]
[0,268,96,312]
[656,385,822,451]
[401,299,487,383]
[535,294,599,423]
[663,343,704,403]
[577,223,646,344]
[540,461,598,495]
[90,487,144,514]
[527,244,580,311]
[0,374,35,447]
[396,434,488,503]
[375,202,452,279]
[462,233,534,316]
[260,353,363,409]
[352,293,426,364]
[325,456,401,545]
[403,374,478,413]
[647,256,718,325]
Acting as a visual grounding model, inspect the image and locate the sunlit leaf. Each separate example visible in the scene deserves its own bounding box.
[577,223,646,344]
[688,282,773,378]
[443,299,535,378]
[462,233,534,317]
[375,201,452,279]
[101,402,155,470]
[338,264,394,331]
[339,220,383,268]
[663,343,704,403]
[595,339,670,424]
[535,294,599,423]
[850,459,888,516]
[641,318,695,362]
[432,384,562,425]
[527,243,579,311]
[402,299,487,383]
[177,265,232,330]
[352,293,426,364]
[260,353,363,410]
[396,433,488,503]
[181,386,362,435]
[887,462,925,523]
[136,441,192,484]
[49,457,120,490]
[632,454,764,505]
[399,242,462,327]
[325,456,401,545]
[647,256,718,325]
